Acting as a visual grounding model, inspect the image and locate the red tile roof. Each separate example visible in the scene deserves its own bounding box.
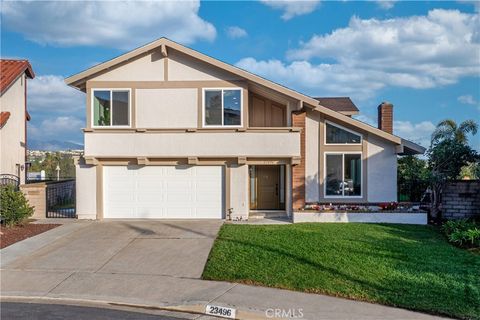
[0,111,11,128]
[314,97,359,113]
[0,59,35,95]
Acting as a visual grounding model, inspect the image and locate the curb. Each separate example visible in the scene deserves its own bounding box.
[0,295,269,320]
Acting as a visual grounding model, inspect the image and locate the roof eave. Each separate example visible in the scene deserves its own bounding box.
[399,139,426,155]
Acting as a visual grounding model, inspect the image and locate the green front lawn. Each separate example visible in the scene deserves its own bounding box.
[202,223,480,319]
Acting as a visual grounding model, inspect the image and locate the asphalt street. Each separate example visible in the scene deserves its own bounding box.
[0,302,197,320]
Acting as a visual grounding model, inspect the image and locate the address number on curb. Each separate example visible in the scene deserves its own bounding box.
[205,305,236,319]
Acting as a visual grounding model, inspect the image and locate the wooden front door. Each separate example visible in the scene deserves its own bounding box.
[256,166,280,210]
[249,95,286,127]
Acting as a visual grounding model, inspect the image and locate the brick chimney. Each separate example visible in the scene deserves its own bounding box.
[378,102,393,134]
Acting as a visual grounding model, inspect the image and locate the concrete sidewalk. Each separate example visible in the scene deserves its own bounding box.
[1,221,448,320]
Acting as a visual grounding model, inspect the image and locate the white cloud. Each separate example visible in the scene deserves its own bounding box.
[353,114,436,147]
[237,9,479,100]
[260,0,321,20]
[376,1,396,10]
[394,120,436,147]
[1,1,216,49]
[236,58,386,100]
[458,94,477,105]
[29,116,84,140]
[28,75,84,113]
[353,114,377,127]
[226,26,248,39]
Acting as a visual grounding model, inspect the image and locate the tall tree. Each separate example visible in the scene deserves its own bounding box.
[397,155,430,202]
[431,119,478,145]
[428,119,479,221]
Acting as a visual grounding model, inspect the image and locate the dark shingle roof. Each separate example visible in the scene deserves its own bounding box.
[314,97,359,113]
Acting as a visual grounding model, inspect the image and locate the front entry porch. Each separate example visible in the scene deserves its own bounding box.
[249,165,288,220]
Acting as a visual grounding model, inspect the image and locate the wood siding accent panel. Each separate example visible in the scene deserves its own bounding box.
[291,111,306,210]
[249,94,286,127]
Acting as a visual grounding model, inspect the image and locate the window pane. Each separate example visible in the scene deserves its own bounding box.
[326,154,343,196]
[205,90,222,125]
[93,90,110,126]
[223,89,241,125]
[326,123,361,144]
[344,154,361,196]
[112,91,129,126]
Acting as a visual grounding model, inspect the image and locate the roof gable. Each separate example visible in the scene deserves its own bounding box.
[0,59,35,95]
[65,37,424,154]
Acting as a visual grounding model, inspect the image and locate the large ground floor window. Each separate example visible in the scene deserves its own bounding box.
[325,153,362,197]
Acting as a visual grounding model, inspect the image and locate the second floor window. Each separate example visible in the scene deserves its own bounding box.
[203,88,242,127]
[325,121,362,144]
[92,89,130,127]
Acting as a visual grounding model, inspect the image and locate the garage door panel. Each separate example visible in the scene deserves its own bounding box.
[103,166,223,219]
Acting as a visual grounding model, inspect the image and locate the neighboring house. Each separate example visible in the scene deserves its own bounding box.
[0,60,35,185]
[66,38,424,220]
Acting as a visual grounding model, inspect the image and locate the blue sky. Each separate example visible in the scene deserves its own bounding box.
[1,0,479,150]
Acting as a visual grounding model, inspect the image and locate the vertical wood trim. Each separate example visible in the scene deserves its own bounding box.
[164,57,169,81]
[131,88,136,129]
[197,88,203,128]
[243,87,248,129]
[318,114,324,200]
[286,164,292,216]
[318,116,324,199]
[362,133,369,201]
[225,165,231,219]
[96,164,103,219]
[86,87,92,129]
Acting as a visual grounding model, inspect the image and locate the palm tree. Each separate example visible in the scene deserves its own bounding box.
[431,119,478,145]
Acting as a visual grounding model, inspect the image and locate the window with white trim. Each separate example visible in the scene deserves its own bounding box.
[325,153,362,197]
[92,89,130,127]
[325,122,361,144]
[203,89,242,127]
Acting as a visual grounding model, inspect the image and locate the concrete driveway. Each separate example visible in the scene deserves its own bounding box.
[1,220,447,319]
[3,220,223,279]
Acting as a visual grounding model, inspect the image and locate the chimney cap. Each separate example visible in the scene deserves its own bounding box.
[379,101,393,108]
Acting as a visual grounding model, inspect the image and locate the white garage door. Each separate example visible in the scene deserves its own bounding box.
[103,166,223,219]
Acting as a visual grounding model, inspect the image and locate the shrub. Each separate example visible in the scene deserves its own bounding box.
[442,219,480,248]
[0,185,34,227]
[379,202,398,210]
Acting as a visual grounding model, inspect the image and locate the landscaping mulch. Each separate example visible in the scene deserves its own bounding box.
[0,223,60,249]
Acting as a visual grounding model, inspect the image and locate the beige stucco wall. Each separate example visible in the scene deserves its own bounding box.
[367,135,397,202]
[84,131,300,158]
[305,111,320,202]
[0,75,26,184]
[136,88,197,128]
[168,50,241,81]
[76,164,97,219]
[229,164,249,219]
[91,53,165,81]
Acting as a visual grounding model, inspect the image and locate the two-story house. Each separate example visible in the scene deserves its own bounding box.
[66,38,424,220]
[0,59,35,186]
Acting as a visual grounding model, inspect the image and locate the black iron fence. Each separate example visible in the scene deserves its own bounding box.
[398,180,430,203]
[0,174,20,190]
[46,179,76,218]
